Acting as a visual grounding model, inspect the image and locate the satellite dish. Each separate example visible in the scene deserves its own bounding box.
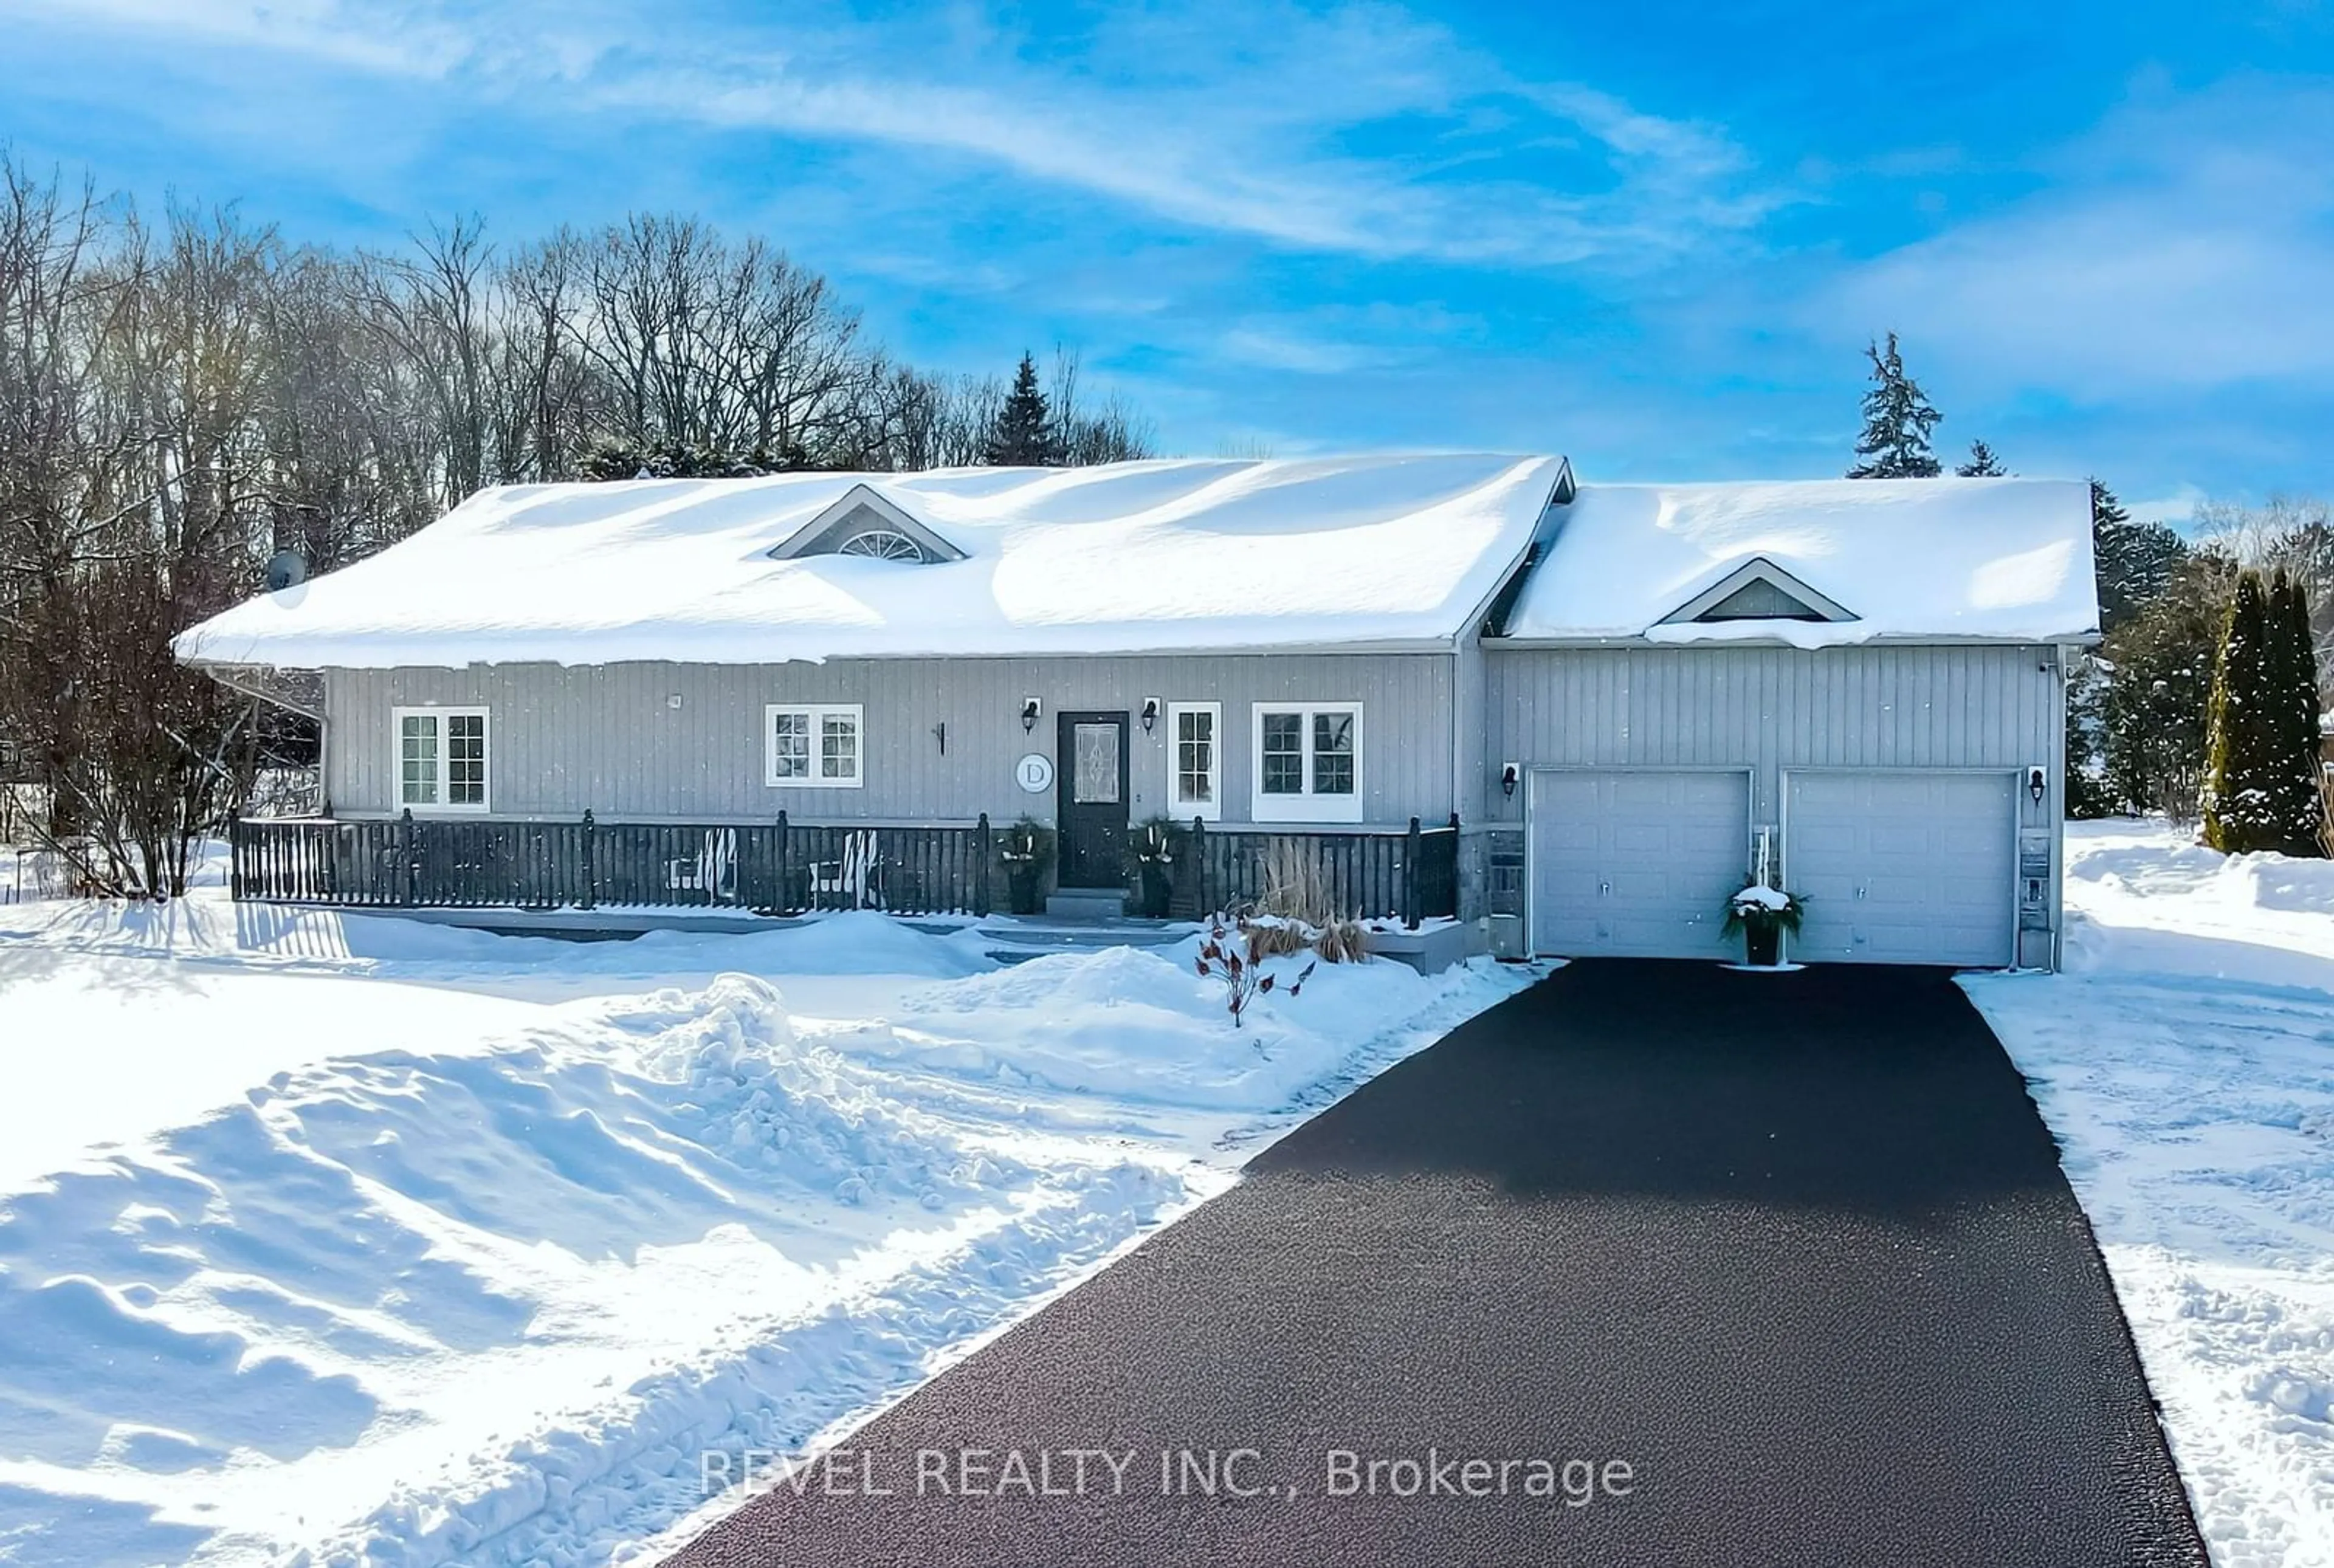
[265,550,308,593]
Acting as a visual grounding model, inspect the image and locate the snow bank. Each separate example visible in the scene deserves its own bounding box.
[1962,821,2334,1567]
[1503,476,2097,645]
[880,934,1497,1107]
[0,884,1535,1566]
[2070,832,2334,918]
[173,456,1566,669]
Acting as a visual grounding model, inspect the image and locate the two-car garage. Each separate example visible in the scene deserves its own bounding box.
[1522,765,2021,968]
[1484,640,2067,971]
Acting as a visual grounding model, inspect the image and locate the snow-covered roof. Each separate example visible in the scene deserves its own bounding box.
[176,456,1570,669]
[1497,477,2099,647]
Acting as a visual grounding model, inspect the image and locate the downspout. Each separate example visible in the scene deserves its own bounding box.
[194,662,329,819]
[2051,643,2070,972]
[317,676,332,819]
[1447,639,1461,824]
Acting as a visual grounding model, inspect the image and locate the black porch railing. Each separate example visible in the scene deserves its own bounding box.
[1171,816,1458,926]
[229,811,1461,926]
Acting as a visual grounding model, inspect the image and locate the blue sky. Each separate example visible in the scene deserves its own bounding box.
[4,1,2330,516]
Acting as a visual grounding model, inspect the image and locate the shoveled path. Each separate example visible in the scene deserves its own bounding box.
[665,960,2206,1568]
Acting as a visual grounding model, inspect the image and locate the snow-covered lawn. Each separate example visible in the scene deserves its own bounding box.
[14,824,2325,1567]
[1963,821,2334,1568]
[0,872,1532,1567]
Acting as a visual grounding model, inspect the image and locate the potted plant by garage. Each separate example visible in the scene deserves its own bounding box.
[1000,816,1055,915]
[1722,879,1805,969]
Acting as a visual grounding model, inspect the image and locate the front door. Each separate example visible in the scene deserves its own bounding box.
[1056,711,1130,889]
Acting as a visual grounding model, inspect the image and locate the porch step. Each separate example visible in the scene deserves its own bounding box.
[1044,887,1132,920]
[976,913,1194,966]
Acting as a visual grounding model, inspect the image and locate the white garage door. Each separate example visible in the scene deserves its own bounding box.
[1528,769,1750,958]
[1785,771,2017,968]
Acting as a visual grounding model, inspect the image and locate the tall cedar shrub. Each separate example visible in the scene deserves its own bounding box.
[2203,570,2282,852]
[1845,332,1943,479]
[2269,573,2327,854]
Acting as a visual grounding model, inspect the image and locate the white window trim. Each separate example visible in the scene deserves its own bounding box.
[391,705,491,814]
[1165,701,1222,822]
[1250,701,1363,824]
[765,702,866,789]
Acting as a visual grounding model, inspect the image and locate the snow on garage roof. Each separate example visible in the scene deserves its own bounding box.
[1498,476,2099,647]
[176,455,1571,669]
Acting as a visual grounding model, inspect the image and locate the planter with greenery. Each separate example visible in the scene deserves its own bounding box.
[999,816,1055,915]
[1129,817,1177,918]
[1721,881,1805,968]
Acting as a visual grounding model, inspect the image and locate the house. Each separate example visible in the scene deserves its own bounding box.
[176,458,2098,969]
[176,456,1574,927]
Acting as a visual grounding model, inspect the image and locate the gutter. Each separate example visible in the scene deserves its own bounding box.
[1479,630,2106,651]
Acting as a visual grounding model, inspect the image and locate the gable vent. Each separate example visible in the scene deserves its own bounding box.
[1695,577,1828,622]
[1658,557,1857,627]
[836,526,927,562]
[768,484,966,564]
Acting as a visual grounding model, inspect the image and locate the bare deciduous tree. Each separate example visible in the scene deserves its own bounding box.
[0,165,1158,896]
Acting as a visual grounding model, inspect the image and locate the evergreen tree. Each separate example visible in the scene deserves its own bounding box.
[2090,481,2188,634]
[1955,439,2006,476]
[2090,478,2129,531]
[2203,569,2284,852]
[1846,332,1943,478]
[2266,572,2328,854]
[982,352,1064,466]
[2063,653,2114,818]
[575,437,788,481]
[2102,555,2230,818]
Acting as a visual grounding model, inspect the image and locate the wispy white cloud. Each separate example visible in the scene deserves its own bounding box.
[9,0,1781,267]
[1213,301,1485,374]
[2126,483,2208,526]
[1830,77,2334,396]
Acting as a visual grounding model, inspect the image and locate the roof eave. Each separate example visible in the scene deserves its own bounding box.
[1457,456,1574,646]
[1483,630,2103,650]
[181,635,1468,673]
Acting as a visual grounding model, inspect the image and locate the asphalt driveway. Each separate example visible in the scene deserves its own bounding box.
[664,960,2206,1568]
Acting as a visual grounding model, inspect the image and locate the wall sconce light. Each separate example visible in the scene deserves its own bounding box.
[1140,696,1160,732]
[1022,696,1042,732]
[932,721,948,755]
[1500,761,1521,798]
[2026,765,2048,806]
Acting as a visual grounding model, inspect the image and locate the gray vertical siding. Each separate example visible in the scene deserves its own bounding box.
[326,653,1457,828]
[1482,641,2068,961]
[1482,643,2065,825]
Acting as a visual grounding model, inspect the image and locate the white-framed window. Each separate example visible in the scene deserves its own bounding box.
[392,706,490,813]
[1250,702,1362,824]
[765,703,864,788]
[1166,701,1222,822]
